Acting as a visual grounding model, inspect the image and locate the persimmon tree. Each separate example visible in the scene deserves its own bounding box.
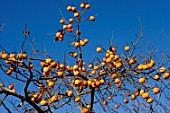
[0,2,170,113]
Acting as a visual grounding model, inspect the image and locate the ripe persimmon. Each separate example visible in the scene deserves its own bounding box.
[138,64,143,70]
[73,52,78,58]
[40,100,48,106]
[126,92,131,96]
[115,62,122,68]
[22,52,27,59]
[57,71,64,77]
[43,67,50,73]
[115,78,120,84]
[71,7,76,12]
[74,12,79,17]
[114,55,119,60]
[46,58,52,64]
[50,95,58,103]
[159,67,166,73]
[50,61,57,68]
[95,80,101,87]
[82,80,88,86]
[28,63,33,69]
[75,79,81,85]
[139,77,145,83]
[131,95,136,100]
[11,89,16,93]
[96,46,102,52]
[111,47,117,52]
[108,96,112,100]
[60,18,65,24]
[6,68,13,75]
[9,84,14,90]
[59,63,65,70]
[67,28,73,32]
[100,62,105,67]
[93,65,99,70]
[80,2,85,8]
[1,53,8,59]
[48,81,55,87]
[106,57,112,63]
[99,79,105,85]
[67,6,72,11]
[153,87,160,94]
[40,61,46,67]
[88,80,93,86]
[103,100,108,105]
[74,42,80,47]
[10,53,16,59]
[80,40,86,46]
[91,70,96,75]
[163,72,170,79]
[69,18,74,23]
[74,70,80,76]
[84,38,89,44]
[82,108,88,113]
[142,92,149,99]
[67,90,73,97]
[129,58,136,64]
[67,24,72,29]
[75,96,81,102]
[63,25,67,30]
[154,74,160,80]
[115,104,119,109]
[88,63,93,69]
[73,64,79,70]
[124,45,130,51]
[124,99,129,104]
[142,64,150,70]
[89,16,95,21]
[66,66,73,72]
[147,97,153,103]
[85,3,90,9]
[17,53,23,59]
[140,90,145,95]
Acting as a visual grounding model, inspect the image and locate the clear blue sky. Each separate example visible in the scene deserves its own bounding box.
[0,0,170,112]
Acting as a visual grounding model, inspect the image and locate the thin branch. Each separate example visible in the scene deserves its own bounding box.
[1,101,12,113]
[0,23,5,32]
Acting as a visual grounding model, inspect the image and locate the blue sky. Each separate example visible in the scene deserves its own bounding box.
[0,0,170,112]
[1,0,170,54]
